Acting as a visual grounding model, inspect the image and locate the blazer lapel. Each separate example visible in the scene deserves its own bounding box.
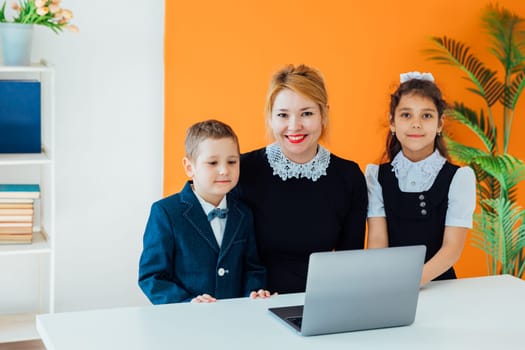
[219,196,243,259]
[180,182,220,254]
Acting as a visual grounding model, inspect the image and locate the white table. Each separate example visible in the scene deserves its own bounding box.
[37,275,525,349]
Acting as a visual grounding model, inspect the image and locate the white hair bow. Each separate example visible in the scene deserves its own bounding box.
[400,71,435,83]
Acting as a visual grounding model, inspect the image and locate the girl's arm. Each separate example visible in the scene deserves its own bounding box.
[367,217,388,248]
[420,226,467,286]
[364,164,389,249]
[419,166,475,286]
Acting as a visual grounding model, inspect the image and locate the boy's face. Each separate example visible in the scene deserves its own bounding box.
[183,137,240,207]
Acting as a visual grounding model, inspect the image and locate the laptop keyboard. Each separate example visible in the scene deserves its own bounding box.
[287,316,303,329]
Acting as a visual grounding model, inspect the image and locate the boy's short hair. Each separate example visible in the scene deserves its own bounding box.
[184,119,240,160]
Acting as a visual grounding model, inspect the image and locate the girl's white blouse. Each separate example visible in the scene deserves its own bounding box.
[365,150,476,228]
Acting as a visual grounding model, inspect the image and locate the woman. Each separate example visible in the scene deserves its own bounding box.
[237,64,367,294]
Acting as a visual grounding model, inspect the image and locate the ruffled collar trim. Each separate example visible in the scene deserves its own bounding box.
[266,142,331,182]
[391,150,446,183]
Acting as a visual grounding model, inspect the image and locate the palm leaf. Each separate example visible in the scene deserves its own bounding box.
[518,216,525,277]
[472,199,525,274]
[472,154,525,195]
[427,4,525,278]
[425,36,504,106]
[471,211,499,274]
[479,198,525,274]
[443,140,503,201]
[507,69,525,109]
[447,104,496,152]
[445,137,490,164]
[483,5,525,72]
[477,176,501,203]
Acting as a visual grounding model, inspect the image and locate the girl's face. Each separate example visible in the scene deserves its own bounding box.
[270,88,324,163]
[390,93,443,162]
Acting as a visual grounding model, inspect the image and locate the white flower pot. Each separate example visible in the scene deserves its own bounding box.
[0,23,34,66]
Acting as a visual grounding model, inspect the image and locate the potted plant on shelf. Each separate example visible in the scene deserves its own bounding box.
[0,0,78,66]
[425,4,525,278]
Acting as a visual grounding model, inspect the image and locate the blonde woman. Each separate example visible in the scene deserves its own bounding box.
[237,64,367,294]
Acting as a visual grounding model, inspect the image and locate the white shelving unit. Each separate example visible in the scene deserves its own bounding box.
[0,62,55,343]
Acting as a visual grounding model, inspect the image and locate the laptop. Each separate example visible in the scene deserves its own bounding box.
[268,245,426,336]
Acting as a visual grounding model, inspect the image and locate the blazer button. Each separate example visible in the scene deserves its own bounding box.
[420,201,426,208]
[419,194,425,200]
[421,209,427,215]
[218,268,225,277]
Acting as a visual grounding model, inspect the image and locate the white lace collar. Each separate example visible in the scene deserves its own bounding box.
[266,142,331,182]
[391,150,446,185]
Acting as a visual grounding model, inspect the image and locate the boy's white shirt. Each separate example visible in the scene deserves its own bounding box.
[193,191,228,247]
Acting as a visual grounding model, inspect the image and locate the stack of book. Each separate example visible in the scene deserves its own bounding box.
[0,184,40,244]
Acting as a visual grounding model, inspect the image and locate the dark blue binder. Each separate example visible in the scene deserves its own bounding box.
[0,80,41,153]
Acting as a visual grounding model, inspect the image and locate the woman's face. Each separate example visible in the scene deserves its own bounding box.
[269,89,323,164]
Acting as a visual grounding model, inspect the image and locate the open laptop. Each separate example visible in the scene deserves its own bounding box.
[268,245,426,336]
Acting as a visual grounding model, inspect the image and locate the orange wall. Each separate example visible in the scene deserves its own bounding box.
[165,0,525,278]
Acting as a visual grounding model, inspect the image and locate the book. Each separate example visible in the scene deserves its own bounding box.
[0,233,32,244]
[0,203,34,209]
[0,222,33,234]
[0,222,32,227]
[0,80,41,154]
[0,198,35,203]
[0,208,34,215]
[0,226,33,234]
[0,184,40,199]
[0,215,33,222]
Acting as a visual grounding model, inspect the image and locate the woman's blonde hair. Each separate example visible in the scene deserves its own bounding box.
[264,64,329,141]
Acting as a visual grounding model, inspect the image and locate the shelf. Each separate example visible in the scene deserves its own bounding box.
[0,232,51,256]
[0,62,55,343]
[0,152,51,165]
[0,313,40,343]
[0,60,51,73]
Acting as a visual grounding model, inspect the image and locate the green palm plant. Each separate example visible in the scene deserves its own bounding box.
[424,4,525,277]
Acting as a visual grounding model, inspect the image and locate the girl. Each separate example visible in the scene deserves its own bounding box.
[366,72,476,286]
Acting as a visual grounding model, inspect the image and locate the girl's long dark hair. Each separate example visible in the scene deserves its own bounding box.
[385,79,449,162]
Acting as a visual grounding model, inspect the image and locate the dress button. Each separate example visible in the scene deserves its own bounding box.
[218,268,225,277]
[419,194,425,200]
[420,201,426,208]
[421,209,427,215]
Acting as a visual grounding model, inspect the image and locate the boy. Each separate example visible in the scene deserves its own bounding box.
[139,120,268,304]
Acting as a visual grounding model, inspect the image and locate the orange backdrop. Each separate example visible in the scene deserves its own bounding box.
[165,0,525,278]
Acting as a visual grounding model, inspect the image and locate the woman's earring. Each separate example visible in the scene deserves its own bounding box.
[437,131,442,137]
[391,130,395,136]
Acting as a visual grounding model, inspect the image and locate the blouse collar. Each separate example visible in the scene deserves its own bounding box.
[266,142,331,182]
[391,150,446,180]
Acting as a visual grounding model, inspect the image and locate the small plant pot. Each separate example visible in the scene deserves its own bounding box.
[0,23,33,66]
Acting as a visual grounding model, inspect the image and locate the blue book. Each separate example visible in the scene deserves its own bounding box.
[0,184,40,199]
[0,80,41,153]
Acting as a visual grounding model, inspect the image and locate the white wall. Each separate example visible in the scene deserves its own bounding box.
[31,0,164,311]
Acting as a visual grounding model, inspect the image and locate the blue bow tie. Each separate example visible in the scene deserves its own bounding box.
[207,208,228,221]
